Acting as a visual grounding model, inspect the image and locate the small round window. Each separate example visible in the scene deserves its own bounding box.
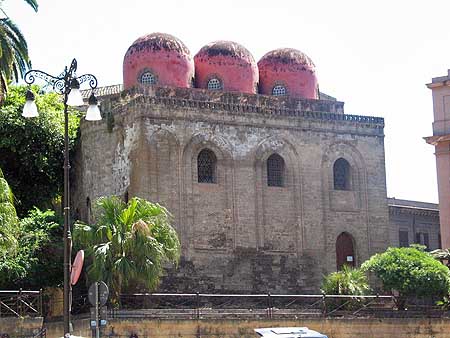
[207,78,222,90]
[272,85,287,96]
[140,72,156,85]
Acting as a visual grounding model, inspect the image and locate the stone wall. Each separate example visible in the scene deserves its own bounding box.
[0,317,43,336]
[45,317,450,338]
[388,198,440,250]
[73,85,389,293]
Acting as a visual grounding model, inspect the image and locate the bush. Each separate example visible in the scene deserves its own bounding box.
[321,265,370,311]
[362,246,450,309]
[0,208,63,289]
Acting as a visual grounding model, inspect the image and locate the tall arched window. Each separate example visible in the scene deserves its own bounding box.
[267,153,285,187]
[197,149,217,183]
[333,158,351,190]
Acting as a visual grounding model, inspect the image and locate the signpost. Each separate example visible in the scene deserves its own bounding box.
[88,282,109,338]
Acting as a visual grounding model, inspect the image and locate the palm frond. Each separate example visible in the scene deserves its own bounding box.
[23,0,39,12]
[73,195,181,303]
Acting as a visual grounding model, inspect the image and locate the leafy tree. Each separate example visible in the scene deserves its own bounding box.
[0,207,63,289]
[0,0,38,102]
[362,247,450,309]
[74,196,181,304]
[0,167,18,256]
[0,85,80,216]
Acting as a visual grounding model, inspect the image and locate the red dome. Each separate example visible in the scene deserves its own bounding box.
[258,48,318,99]
[194,41,258,94]
[123,33,194,90]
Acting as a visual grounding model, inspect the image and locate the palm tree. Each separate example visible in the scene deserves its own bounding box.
[0,0,38,103]
[0,168,18,256]
[320,265,371,311]
[74,196,181,304]
[321,265,370,296]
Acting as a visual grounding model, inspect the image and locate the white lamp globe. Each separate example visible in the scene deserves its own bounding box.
[85,93,102,121]
[66,78,84,106]
[22,90,39,118]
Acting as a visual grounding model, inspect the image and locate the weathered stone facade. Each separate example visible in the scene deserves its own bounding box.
[73,84,389,293]
[388,198,440,250]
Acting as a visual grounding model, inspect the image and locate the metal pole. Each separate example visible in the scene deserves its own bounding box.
[22,59,99,337]
[63,92,72,337]
[95,282,100,338]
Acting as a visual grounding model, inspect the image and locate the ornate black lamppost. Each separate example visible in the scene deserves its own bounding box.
[22,59,101,337]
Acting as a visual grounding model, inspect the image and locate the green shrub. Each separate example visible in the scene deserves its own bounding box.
[362,246,450,309]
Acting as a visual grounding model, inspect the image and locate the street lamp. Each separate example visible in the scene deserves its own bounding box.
[22,58,101,337]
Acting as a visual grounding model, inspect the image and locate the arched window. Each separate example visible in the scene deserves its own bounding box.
[267,154,285,187]
[197,149,217,183]
[272,85,287,96]
[140,71,156,85]
[333,158,351,190]
[207,78,222,90]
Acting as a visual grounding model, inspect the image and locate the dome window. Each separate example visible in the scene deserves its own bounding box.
[272,85,287,96]
[140,72,156,85]
[207,78,222,90]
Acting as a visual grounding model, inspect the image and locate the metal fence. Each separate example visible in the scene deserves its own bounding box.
[100,293,448,320]
[0,290,42,318]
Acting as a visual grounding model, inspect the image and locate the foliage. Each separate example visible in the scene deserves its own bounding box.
[0,207,63,289]
[0,167,18,256]
[74,196,181,304]
[436,295,450,310]
[362,247,450,308]
[0,85,81,216]
[321,265,370,295]
[321,265,370,311]
[0,0,38,102]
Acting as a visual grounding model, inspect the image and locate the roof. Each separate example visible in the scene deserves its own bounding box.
[81,84,122,100]
[387,197,438,211]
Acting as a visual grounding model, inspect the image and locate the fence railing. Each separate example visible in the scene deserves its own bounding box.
[103,293,447,320]
[0,290,42,318]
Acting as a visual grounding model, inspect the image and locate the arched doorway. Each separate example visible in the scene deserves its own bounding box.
[336,232,355,270]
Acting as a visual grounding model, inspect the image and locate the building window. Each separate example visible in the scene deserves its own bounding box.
[267,154,285,187]
[333,158,351,190]
[197,149,217,183]
[416,232,430,250]
[207,78,222,90]
[140,71,156,85]
[399,230,409,247]
[272,85,287,96]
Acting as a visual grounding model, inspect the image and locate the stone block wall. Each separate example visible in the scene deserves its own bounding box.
[72,86,389,293]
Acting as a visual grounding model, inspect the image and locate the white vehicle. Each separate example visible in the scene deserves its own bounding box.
[255,327,328,338]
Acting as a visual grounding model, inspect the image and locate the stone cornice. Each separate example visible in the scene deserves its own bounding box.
[83,84,384,129]
[389,205,439,218]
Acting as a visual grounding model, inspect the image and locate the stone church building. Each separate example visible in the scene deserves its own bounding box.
[74,32,399,293]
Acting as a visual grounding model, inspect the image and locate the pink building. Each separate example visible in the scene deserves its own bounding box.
[425,70,450,248]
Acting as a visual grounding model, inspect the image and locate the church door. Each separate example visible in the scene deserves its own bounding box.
[336,232,355,270]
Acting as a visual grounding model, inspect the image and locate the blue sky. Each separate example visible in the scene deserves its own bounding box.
[5,0,450,203]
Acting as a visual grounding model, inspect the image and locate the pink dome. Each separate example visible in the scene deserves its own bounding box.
[258,48,318,99]
[123,33,194,90]
[194,41,258,94]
